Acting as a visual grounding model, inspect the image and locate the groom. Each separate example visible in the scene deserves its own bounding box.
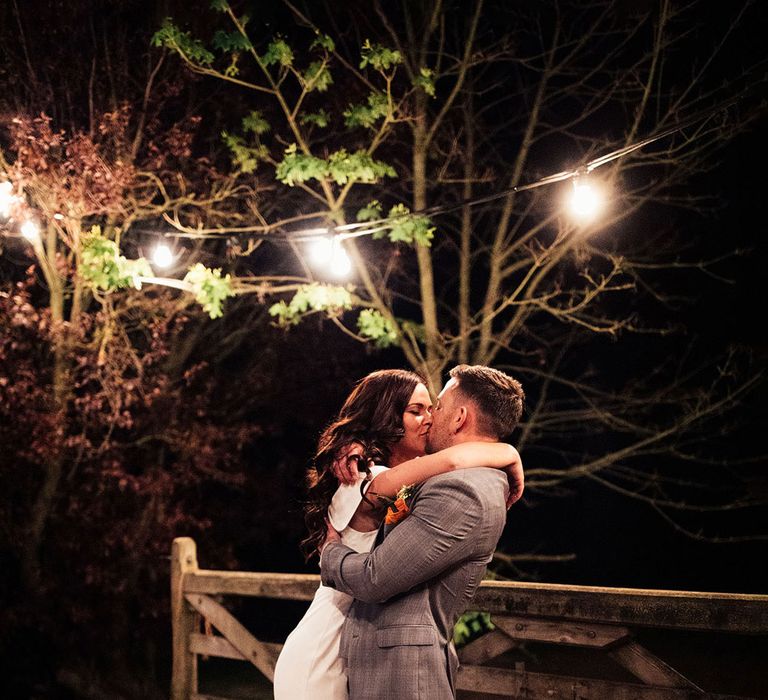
[320,364,525,699]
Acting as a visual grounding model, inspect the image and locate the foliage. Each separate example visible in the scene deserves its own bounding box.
[182,264,234,319]
[356,200,383,222]
[0,100,244,592]
[413,67,436,97]
[357,309,398,348]
[453,611,495,647]
[376,204,435,246]
[79,231,232,319]
[268,283,353,326]
[276,144,396,186]
[222,130,269,173]
[300,110,330,128]
[242,110,270,135]
[0,275,258,698]
[326,149,396,185]
[344,91,389,129]
[359,39,402,72]
[357,202,437,246]
[262,37,294,67]
[274,144,330,185]
[152,19,214,65]
[302,61,333,92]
[310,33,335,52]
[81,227,153,291]
[212,29,253,53]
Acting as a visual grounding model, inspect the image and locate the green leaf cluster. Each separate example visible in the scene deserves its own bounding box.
[327,150,396,185]
[303,61,333,92]
[310,33,335,52]
[373,204,435,246]
[276,144,396,186]
[242,110,270,135]
[80,227,152,291]
[262,37,294,67]
[356,200,383,222]
[221,110,270,172]
[268,283,353,326]
[183,263,234,319]
[275,144,328,185]
[222,131,268,173]
[209,0,229,11]
[414,67,436,97]
[453,611,495,647]
[212,29,253,53]
[357,309,399,348]
[299,110,330,128]
[359,39,402,72]
[152,19,214,66]
[344,91,389,129]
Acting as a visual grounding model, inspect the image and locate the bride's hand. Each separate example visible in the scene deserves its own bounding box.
[331,442,367,485]
[319,518,341,558]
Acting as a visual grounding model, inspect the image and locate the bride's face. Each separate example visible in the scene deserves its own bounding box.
[389,383,433,466]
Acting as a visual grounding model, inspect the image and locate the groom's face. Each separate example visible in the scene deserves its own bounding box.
[425,378,459,453]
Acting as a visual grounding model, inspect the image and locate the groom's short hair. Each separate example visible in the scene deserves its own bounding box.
[449,364,524,440]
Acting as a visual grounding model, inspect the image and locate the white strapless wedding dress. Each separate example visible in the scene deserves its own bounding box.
[272,467,387,699]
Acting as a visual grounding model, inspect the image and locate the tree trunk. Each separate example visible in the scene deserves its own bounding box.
[21,259,70,593]
[412,100,443,392]
[458,93,475,364]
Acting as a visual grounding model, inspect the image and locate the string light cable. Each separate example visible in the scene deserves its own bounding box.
[123,90,749,246]
[0,88,753,286]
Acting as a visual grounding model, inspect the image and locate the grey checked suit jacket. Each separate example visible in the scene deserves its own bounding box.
[320,468,509,700]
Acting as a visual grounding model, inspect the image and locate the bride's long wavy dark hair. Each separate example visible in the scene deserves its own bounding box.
[301,369,424,559]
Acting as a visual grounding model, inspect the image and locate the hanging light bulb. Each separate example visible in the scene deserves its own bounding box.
[20,219,40,243]
[568,175,603,221]
[0,181,14,218]
[329,237,352,277]
[309,236,333,266]
[151,243,175,269]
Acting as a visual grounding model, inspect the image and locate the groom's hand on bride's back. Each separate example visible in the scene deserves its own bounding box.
[331,442,367,485]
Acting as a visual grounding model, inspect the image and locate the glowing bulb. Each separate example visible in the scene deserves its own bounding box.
[568,177,603,221]
[21,219,40,242]
[0,181,14,217]
[330,238,351,277]
[152,243,175,269]
[309,237,333,265]
[53,213,65,221]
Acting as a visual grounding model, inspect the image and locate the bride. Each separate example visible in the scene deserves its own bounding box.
[272,369,523,699]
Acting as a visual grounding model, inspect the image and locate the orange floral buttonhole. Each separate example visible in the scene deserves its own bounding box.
[384,483,415,527]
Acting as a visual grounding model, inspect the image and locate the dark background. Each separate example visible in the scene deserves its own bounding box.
[0,1,766,698]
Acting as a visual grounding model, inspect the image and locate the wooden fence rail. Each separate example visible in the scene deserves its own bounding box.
[170,537,768,699]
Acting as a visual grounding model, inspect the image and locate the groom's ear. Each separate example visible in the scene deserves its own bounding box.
[454,405,469,433]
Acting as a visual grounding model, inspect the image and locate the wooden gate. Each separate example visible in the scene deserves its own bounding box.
[170,537,768,699]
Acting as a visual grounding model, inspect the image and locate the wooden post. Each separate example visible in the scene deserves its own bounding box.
[171,537,199,700]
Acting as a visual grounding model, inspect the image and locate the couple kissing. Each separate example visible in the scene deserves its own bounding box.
[274,364,525,700]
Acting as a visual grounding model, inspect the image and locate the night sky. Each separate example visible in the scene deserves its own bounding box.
[508,122,768,595]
